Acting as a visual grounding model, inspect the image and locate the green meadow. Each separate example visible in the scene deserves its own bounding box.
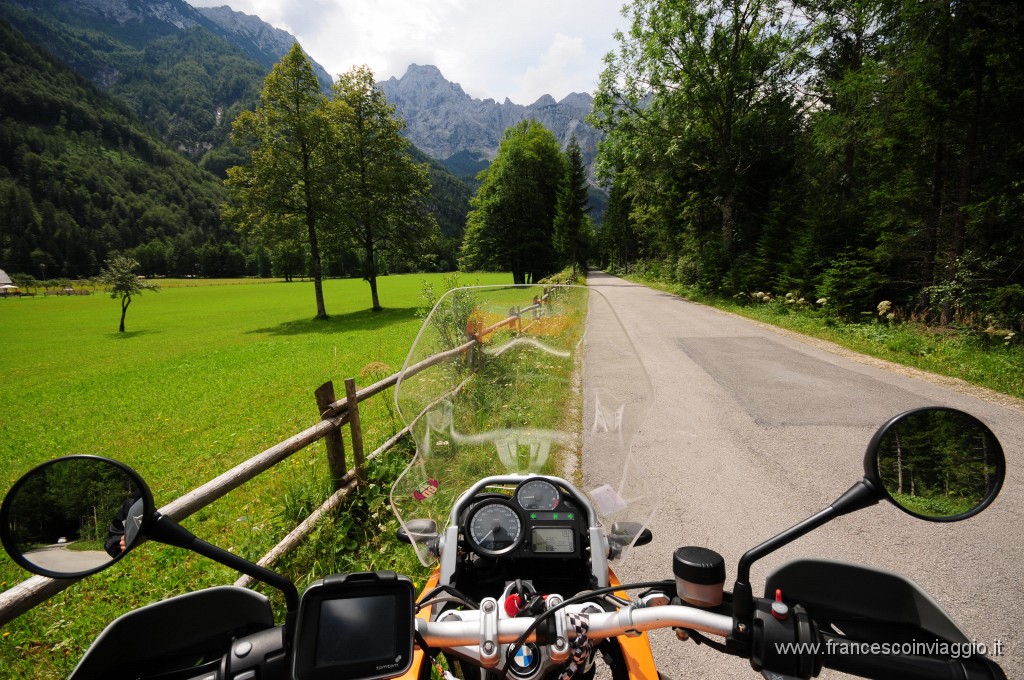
[0,272,507,678]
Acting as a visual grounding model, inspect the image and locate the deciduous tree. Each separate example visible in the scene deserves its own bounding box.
[592,0,804,286]
[331,65,436,311]
[97,255,159,333]
[460,121,564,284]
[225,43,337,318]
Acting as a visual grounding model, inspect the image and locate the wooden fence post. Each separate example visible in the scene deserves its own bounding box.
[344,378,366,484]
[314,381,347,491]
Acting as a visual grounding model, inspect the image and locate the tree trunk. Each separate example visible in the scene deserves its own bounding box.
[895,434,904,495]
[840,28,864,209]
[364,229,381,311]
[308,216,327,319]
[302,141,328,319]
[921,132,945,313]
[941,30,982,326]
[119,296,131,333]
[927,0,952,322]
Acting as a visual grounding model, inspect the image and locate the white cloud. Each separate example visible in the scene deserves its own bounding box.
[514,33,587,104]
[187,0,628,103]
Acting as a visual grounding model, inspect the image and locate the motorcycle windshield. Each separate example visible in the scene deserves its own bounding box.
[390,285,657,568]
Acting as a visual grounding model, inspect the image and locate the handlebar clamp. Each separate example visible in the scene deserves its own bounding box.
[480,598,500,668]
[547,595,571,664]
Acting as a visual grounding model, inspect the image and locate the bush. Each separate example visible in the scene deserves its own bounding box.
[673,254,700,285]
[984,284,1024,333]
[817,253,886,318]
[539,266,583,285]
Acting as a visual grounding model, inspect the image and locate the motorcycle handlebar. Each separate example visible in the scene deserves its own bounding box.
[415,602,1005,680]
[415,603,733,647]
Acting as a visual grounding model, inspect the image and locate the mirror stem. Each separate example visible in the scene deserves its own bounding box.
[732,479,879,620]
[148,512,299,621]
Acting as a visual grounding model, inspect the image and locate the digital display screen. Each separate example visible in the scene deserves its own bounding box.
[316,595,396,666]
[531,527,574,553]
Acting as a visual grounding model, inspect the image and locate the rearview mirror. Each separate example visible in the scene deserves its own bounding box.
[864,407,1004,521]
[609,521,653,547]
[0,456,154,578]
[395,518,438,545]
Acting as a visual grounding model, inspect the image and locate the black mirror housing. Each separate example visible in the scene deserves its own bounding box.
[395,518,438,545]
[863,407,1005,522]
[0,455,155,579]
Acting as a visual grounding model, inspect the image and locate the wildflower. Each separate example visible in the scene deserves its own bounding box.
[816,298,828,305]
[877,300,892,316]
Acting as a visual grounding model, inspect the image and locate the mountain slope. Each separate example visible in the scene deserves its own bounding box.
[194,4,333,89]
[379,64,601,177]
[0,2,475,277]
[0,17,228,278]
[0,0,331,167]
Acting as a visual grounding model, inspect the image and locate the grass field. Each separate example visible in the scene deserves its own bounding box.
[0,272,508,678]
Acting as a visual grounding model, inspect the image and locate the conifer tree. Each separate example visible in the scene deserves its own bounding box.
[553,137,591,274]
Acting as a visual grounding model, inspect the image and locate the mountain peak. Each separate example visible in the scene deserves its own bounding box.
[378,64,599,175]
[405,63,445,79]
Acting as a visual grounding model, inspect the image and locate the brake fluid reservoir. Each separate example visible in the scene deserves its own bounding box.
[673,546,726,608]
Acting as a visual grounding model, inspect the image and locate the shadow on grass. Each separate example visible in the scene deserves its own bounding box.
[109,329,160,339]
[247,306,420,336]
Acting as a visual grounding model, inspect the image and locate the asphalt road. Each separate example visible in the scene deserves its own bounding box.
[582,271,1023,679]
[23,545,110,573]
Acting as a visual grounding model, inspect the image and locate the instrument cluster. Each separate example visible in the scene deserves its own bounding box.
[462,478,583,559]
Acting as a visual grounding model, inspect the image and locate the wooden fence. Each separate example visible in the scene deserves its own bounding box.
[0,297,541,625]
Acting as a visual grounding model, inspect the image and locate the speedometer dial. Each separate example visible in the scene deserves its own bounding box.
[515,479,561,511]
[467,501,523,556]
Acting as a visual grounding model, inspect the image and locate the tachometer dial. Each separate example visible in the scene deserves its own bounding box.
[467,500,523,556]
[515,479,561,511]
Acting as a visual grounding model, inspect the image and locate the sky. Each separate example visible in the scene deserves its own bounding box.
[187,0,630,105]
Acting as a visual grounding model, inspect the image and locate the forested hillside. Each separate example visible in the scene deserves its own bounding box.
[0,3,473,280]
[1,0,280,170]
[410,146,472,271]
[594,0,1024,329]
[0,18,230,279]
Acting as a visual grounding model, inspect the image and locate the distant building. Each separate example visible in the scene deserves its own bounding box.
[0,269,11,286]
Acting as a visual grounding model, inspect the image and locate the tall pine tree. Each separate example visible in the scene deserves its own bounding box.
[553,137,591,274]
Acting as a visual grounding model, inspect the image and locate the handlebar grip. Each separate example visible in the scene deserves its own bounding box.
[819,633,1006,680]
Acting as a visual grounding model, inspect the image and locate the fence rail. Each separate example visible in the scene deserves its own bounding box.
[0,373,408,625]
[0,294,550,626]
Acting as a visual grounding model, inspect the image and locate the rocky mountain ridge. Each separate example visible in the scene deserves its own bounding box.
[65,0,203,31]
[379,64,600,178]
[3,0,332,90]
[194,4,333,88]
